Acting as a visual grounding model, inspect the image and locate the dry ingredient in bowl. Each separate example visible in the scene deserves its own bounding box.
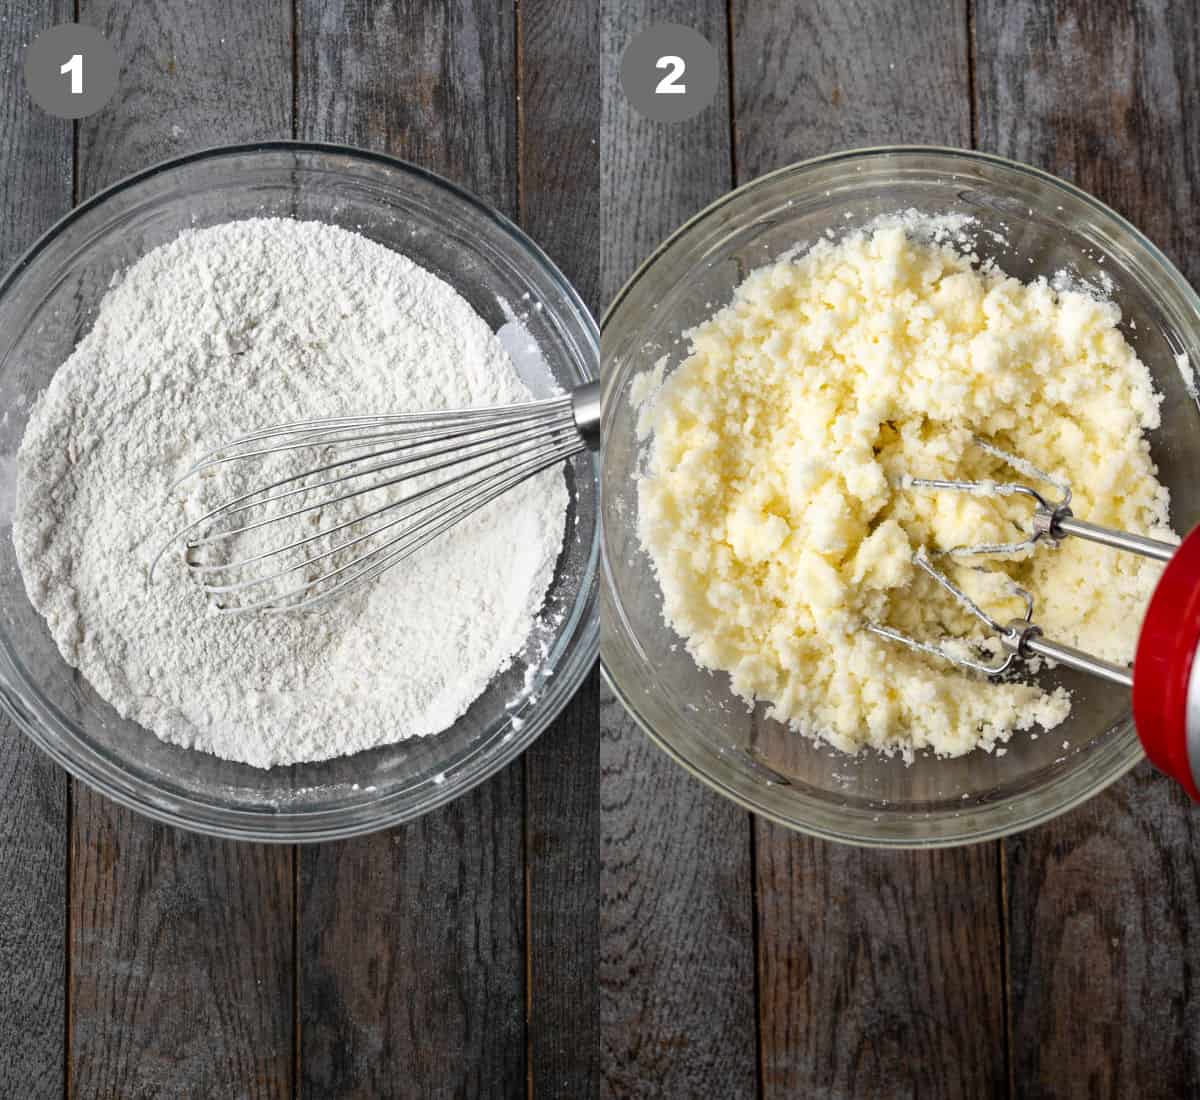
[635,221,1174,760]
[14,219,567,768]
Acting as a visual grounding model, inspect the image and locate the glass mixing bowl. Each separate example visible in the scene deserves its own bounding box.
[0,143,598,841]
[602,146,1200,847]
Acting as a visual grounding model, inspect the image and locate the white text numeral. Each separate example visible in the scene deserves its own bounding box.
[60,53,83,94]
[654,55,686,95]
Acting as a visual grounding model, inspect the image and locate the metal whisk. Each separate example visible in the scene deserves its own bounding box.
[866,437,1177,686]
[153,381,599,613]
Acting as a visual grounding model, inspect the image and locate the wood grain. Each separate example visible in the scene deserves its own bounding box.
[77,0,292,196]
[756,840,1006,1099]
[729,2,1008,1096]
[297,0,515,210]
[520,0,600,310]
[0,6,73,1097]
[299,782,526,1098]
[730,0,971,175]
[519,1,601,1094]
[295,3,529,1096]
[976,1,1200,1095]
[525,675,602,1099]
[69,2,295,1098]
[600,0,736,298]
[600,2,760,1097]
[70,826,294,1099]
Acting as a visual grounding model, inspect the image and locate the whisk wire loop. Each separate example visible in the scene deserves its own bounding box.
[154,386,597,612]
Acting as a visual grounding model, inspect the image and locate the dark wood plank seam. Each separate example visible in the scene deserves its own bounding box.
[999,852,1014,1100]
[749,822,765,1100]
[290,0,299,141]
[515,0,526,226]
[292,850,300,1100]
[513,5,535,1098]
[966,11,1012,1098]
[523,771,534,1100]
[724,0,738,185]
[965,0,977,149]
[724,6,764,1097]
[64,29,79,1085]
[62,784,72,1100]
[964,8,1009,1096]
[522,757,532,1094]
[289,7,300,1097]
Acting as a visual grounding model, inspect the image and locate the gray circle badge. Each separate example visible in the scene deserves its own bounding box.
[620,23,719,123]
[24,23,118,119]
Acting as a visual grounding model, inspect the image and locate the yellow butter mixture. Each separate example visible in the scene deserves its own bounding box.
[635,223,1174,758]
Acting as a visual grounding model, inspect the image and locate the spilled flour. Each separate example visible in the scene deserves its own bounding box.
[13,219,568,768]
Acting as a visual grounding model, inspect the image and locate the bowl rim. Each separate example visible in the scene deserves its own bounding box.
[0,140,599,842]
[599,143,1191,848]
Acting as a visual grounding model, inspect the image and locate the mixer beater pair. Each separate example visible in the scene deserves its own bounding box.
[864,438,1200,799]
[865,437,1174,689]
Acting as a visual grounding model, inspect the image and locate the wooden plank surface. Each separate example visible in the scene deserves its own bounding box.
[297,0,515,208]
[295,3,528,1096]
[3,2,1199,1097]
[519,1,601,1093]
[68,3,296,1098]
[729,2,1010,1097]
[975,1,1200,1095]
[0,6,72,1096]
[731,0,972,170]
[600,2,760,1097]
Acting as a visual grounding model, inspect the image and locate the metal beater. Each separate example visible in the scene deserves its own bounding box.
[868,438,1200,800]
[866,438,1175,687]
[152,381,599,614]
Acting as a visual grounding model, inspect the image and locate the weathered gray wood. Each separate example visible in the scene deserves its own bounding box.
[601,0,737,297]
[69,3,295,1098]
[0,6,73,1096]
[600,2,760,1097]
[599,693,760,1099]
[731,0,971,174]
[296,3,528,1096]
[297,0,515,211]
[70,825,295,1099]
[77,0,293,196]
[298,781,526,1097]
[526,676,601,1099]
[520,0,601,310]
[519,2,601,1095]
[729,2,1008,1096]
[976,2,1200,1094]
[756,840,1007,1098]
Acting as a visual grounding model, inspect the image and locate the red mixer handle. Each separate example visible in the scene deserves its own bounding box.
[1132,524,1200,801]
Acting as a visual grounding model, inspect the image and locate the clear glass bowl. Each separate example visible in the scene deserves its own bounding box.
[602,146,1200,847]
[0,143,598,841]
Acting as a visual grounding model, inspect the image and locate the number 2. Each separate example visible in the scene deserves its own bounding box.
[655,55,686,95]
[60,53,83,95]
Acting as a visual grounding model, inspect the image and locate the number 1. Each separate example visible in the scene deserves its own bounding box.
[655,55,686,95]
[61,53,83,95]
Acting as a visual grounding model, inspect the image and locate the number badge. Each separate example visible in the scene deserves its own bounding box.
[24,23,118,120]
[620,23,719,123]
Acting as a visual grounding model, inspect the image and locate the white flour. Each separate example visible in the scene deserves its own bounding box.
[13,219,568,768]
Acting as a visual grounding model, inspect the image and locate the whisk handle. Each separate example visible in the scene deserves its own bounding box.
[572,381,601,452]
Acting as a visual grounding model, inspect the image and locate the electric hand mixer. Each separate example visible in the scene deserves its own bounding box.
[866,439,1200,801]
